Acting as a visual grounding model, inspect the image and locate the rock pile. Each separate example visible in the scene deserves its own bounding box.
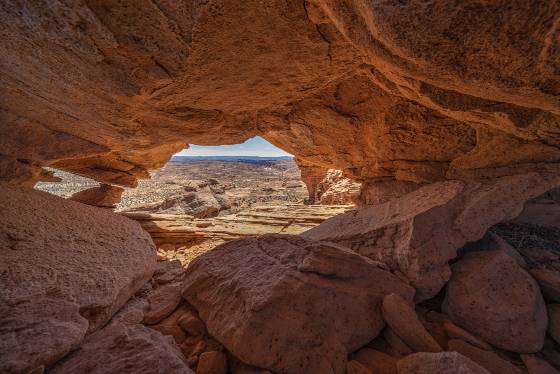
[3,177,560,373]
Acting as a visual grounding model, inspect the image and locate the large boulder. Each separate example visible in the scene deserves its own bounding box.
[49,323,192,374]
[182,234,415,374]
[443,250,547,353]
[304,173,560,301]
[0,183,156,373]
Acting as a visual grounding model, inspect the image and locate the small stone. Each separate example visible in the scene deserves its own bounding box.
[346,360,372,374]
[143,282,183,325]
[397,352,489,374]
[530,268,560,303]
[383,328,413,357]
[179,313,207,336]
[548,304,560,345]
[351,348,396,374]
[382,293,442,353]
[197,351,227,374]
[443,320,491,351]
[521,354,560,374]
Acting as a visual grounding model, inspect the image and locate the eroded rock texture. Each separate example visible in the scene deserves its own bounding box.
[182,234,415,374]
[304,172,560,300]
[0,1,558,192]
[0,183,156,373]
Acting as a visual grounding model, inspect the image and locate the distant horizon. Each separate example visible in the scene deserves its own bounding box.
[174,136,292,157]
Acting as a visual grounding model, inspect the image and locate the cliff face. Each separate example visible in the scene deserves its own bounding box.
[1,0,558,192]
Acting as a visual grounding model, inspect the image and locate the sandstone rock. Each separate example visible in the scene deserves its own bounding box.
[2,0,560,192]
[521,354,560,374]
[197,351,228,374]
[530,269,560,303]
[49,323,192,374]
[347,360,372,374]
[548,304,560,345]
[443,320,491,351]
[351,348,397,374]
[308,168,360,205]
[143,282,183,325]
[183,234,415,374]
[0,183,156,373]
[443,249,547,353]
[447,339,522,374]
[417,310,449,351]
[382,293,442,353]
[153,259,185,285]
[304,173,560,301]
[397,352,490,374]
[150,306,190,345]
[70,183,124,208]
[383,328,413,357]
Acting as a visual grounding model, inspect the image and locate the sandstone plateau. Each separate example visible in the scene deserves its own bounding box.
[2,1,560,374]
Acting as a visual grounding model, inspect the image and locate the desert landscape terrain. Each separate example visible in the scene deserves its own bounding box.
[36,157,354,264]
[2,1,560,374]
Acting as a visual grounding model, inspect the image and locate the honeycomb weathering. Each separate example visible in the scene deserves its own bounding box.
[1,0,559,189]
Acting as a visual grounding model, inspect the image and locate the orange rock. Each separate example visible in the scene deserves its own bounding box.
[397,352,489,374]
[197,351,228,374]
[443,320,491,351]
[381,294,442,353]
[351,348,397,374]
[346,360,372,374]
[183,234,415,374]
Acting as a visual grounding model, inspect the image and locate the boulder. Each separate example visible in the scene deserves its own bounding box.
[521,354,560,374]
[443,249,547,353]
[381,293,442,353]
[70,184,124,208]
[304,173,559,301]
[447,339,522,374]
[530,268,560,303]
[49,323,192,374]
[397,352,490,374]
[0,183,156,373]
[548,304,560,345]
[182,234,415,374]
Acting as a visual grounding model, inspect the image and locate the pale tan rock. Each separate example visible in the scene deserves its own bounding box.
[304,174,560,301]
[521,354,560,374]
[382,293,442,353]
[530,269,560,303]
[443,320,492,351]
[443,250,547,353]
[183,234,415,374]
[70,184,123,208]
[347,360,373,374]
[447,339,522,374]
[397,352,490,374]
[197,351,228,374]
[143,282,183,325]
[351,348,397,374]
[49,323,192,374]
[0,183,156,373]
[548,304,560,345]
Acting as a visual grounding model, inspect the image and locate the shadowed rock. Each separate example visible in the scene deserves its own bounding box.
[0,183,156,373]
[182,234,415,374]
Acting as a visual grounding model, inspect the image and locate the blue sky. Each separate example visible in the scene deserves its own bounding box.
[174,136,291,157]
